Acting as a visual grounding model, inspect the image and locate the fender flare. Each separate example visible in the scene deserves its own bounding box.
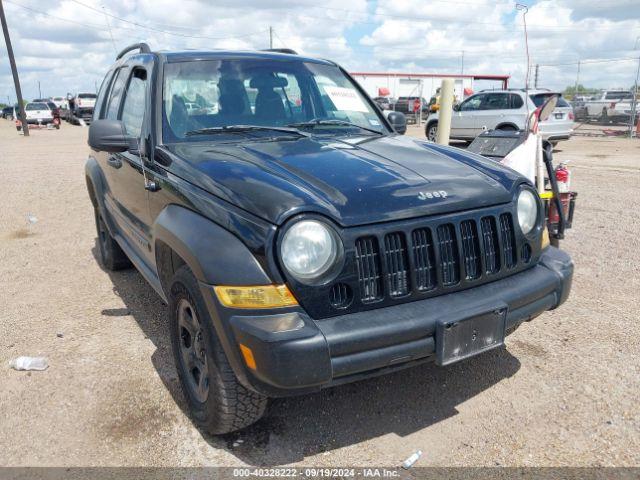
[85,155,118,233]
[153,205,272,286]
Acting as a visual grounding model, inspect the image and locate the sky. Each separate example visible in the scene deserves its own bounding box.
[1,0,639,103]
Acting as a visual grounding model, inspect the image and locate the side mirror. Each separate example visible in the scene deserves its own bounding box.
[452,104,460,112]
[88,119,136,153]
[386,111,407,135]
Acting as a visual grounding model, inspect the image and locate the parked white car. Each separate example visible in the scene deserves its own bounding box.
[23,102,54,125]
[425,89,574,146]
[583,90,636,123]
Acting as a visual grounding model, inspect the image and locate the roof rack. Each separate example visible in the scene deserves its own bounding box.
[262,48,298,55]
[116,43,151,60]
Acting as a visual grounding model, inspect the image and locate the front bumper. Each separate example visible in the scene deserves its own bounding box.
[203,247,573,397]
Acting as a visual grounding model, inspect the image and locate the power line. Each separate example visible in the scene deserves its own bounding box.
[306,5,640,31]
[66,0,268,41]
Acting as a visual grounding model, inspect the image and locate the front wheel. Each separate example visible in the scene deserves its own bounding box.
[169,265,267,434]
[426,122,438,142]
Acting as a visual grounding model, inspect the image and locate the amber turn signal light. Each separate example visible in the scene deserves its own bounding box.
[239,344,257,370]
[214,284,298,309]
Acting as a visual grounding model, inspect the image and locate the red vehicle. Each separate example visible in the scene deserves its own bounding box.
[46,101,62,129]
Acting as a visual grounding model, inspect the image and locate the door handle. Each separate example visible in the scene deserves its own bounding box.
[107,156,122,169]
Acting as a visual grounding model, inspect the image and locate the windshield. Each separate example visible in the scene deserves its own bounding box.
[26,103,48,110]
[604,91,633,100]
[78,93,97,99]
[162,59,387,141]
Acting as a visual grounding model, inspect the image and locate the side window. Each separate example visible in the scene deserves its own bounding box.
[460,94,484,111]
[94,70,115,120]
[105,67,129,120]
[482,93,509,110]
[510,94,524,109]
[121,70,147,138]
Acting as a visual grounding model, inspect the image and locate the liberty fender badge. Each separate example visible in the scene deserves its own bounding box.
[418,190,448,200]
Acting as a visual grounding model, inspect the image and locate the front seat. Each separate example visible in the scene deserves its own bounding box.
[251,75,287,123]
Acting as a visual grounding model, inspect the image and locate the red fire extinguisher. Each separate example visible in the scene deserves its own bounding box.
[555,163,570,193]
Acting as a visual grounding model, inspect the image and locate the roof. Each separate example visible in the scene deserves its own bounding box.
[156,49,335,65]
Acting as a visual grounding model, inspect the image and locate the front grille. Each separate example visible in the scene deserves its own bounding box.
[481,216,500,274]
[354,236,383,302]
[411,228,436,291]
[353,212,523,304]
[500,213,517,269]
[460,220,481,280]
[437,224,460,286]
[383,232,410,297]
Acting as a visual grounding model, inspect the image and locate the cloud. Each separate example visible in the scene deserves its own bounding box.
[0,0,638,102]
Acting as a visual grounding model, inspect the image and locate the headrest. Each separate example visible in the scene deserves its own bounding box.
[249,74,288,89]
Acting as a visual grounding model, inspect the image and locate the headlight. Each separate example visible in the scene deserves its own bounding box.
[280,220,342,283]
[517,189,539,235]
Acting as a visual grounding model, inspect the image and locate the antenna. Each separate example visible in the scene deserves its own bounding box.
[516,3,532,135]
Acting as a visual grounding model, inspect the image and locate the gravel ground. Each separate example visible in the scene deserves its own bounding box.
[0,120,638,467]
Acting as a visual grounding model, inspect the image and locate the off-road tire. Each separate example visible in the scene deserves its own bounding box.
[94,208,131,270]
[426,121,438,142]
[169,265,267,434]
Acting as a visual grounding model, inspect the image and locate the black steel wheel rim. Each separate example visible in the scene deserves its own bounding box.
[177,298,210,402]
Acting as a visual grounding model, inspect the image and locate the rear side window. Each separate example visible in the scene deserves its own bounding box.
[105,68,130,120]
[94,70,115,120]
[79,93,97,99]
[482,93,509,110]
[509,94,524,109]
[120,70,147,138]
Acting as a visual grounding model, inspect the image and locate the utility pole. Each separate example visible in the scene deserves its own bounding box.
[534,63,539,88]
[573,60,581,98]
[461,50,465,75]
[630,37,640,138]
[38,80,41,99]
[0,0,29,135]
[269,26,273,49]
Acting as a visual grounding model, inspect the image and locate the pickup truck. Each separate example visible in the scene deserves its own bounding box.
[583,90,637,123]
[67,93,97,124]
[86,43,573,434]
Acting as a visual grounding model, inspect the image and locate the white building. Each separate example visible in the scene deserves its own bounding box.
[350,71,510,102]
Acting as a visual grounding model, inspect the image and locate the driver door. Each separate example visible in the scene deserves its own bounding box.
[100,66,154,266]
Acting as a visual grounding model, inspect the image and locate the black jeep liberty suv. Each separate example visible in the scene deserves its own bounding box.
[86,43,573,434]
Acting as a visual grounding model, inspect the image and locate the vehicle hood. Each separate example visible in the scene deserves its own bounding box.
[160,134,524,227]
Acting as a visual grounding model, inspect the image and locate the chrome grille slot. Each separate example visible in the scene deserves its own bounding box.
[436,223,460,286]
[383,232,410,297]
[481,216,500,274]
[411,228,437,291]
[355,236,383,302]
[460,220,481,280]
[500,213,517,269]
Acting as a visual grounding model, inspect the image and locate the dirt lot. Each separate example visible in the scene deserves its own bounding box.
[0,120,638,467]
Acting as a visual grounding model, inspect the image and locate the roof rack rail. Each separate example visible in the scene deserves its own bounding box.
[262,48,298,55]
[116,43,151,60]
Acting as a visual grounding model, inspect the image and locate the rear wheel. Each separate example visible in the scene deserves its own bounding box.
[94,208,131,270]
[169,265,267,434]
[426,122,438,142]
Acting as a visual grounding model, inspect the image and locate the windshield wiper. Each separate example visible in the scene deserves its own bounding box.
[185,125,308,137]
[286,119,384,136]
